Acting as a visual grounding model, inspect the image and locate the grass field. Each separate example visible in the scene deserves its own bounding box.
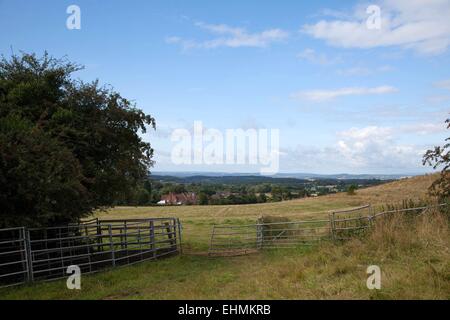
[1,173,449,300]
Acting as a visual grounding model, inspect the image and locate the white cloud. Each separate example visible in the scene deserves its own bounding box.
[302,0,450,55]
[151,121,444,173]
[166,22,289,49]
[279,124,434,172]
[297,48,341,65]
[336,126,424,168]
[339,126,392,141]
[292,85,398,102]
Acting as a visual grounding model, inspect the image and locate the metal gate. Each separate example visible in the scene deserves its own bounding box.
[0,218,182,288]
[208,205,371,256]
[208,204,448,256]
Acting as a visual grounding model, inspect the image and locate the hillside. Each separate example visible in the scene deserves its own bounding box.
[332,173,438,205]
[91,174,439,252]
[96,173,438,222]
[1,173,447,300]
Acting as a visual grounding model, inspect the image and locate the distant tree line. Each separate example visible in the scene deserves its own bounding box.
[117,177,384,206]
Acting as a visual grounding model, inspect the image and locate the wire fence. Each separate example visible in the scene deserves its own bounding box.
[0,217,182,288]
[331,205,372,241]
[208,204,446,256]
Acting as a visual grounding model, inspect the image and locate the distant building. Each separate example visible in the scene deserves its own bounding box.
[159,192,197,205]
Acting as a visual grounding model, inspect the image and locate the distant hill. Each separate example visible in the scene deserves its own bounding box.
[274,172,413,180]
[149,174,310,184]
[318,173,439,207]
[151,171,414,180]
[149,174,388,186]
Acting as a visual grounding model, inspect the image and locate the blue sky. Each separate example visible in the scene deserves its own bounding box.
[1,0,449,174]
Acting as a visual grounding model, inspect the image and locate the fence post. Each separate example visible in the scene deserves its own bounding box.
[97,222,102,253]
[176,218,182,254]
[329,212,336,242]
[171,218,177,250]
[164,222,175,249]
[149,220,155,259]
[20,228,29,283]
[256,220,263,250]
[24,228,34,282]
[333,212,337,241]
[138,225,143,261]
[367,205,374,227]
[124,221,128,252]
[108,224,116,267]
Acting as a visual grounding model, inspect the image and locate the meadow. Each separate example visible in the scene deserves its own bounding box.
[1,174,448,300]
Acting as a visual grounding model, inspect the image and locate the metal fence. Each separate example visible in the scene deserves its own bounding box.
[208,218,332,256]
[0,217,182,288]
[208,204,443,256]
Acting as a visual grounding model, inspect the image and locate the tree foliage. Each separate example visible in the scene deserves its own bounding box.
[0,52,155,227]
[423,117,450,200]
[347,184,357,196]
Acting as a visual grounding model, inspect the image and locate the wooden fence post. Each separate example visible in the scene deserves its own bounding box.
[256,219,263,250]
[367,205,374,227]
[171,218,177,250]
[164,222,175,249]
[329,212,336,242]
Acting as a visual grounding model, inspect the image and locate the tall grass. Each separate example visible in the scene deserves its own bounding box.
[336,205,450,299]
[367,205,449,256]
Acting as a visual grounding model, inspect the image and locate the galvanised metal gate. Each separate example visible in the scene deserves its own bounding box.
[208,204,448,256]
[0,218,182,288]
[208,205,372,256]
[208,218,333,256]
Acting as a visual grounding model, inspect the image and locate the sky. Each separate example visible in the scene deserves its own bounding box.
[1,0,449,174]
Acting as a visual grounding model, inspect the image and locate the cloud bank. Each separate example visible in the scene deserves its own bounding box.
[302,0,450,55]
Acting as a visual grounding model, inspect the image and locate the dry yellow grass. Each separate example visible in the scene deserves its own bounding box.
[333,174,439,205]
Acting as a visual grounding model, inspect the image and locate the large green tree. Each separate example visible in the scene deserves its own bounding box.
[0,53,155,227]
[423,116,449,200]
